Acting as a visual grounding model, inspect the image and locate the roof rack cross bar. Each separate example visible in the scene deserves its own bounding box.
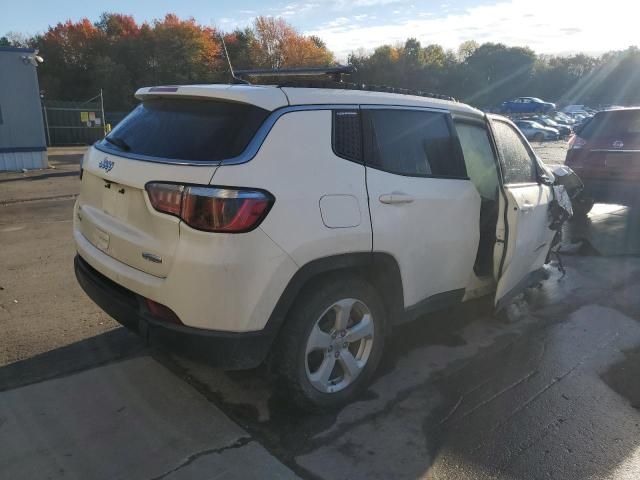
[234,65,457,102]
[235,65,354,83]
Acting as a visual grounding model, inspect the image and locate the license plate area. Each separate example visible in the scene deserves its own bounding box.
[102,181,129,221]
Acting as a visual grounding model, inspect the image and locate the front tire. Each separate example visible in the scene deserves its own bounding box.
[572,192,595,218]
[274,275,386,411]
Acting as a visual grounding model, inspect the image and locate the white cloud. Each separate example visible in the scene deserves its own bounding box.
[272,2,320,17]
[325,16,351,28]
[331,0,404,9]
[305,0,640,61]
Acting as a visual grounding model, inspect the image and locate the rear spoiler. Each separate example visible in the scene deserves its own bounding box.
[133,84,289,111]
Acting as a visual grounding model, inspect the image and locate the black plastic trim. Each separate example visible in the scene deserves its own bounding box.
[400,288,466,324]
[331,109,364,164]
[74,254,274,369]
[261,252,406,340]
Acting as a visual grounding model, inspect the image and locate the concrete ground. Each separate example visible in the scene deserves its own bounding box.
[1,144,639,479]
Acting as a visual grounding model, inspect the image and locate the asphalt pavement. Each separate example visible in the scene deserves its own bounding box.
[1,144,639,479]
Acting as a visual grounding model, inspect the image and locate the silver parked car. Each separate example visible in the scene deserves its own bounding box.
[514,120,560,142]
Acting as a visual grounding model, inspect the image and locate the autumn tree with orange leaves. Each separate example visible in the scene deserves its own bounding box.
[30,13,334,110]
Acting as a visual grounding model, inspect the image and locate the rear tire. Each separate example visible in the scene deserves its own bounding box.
[274,274,386,411]
[533,132,545,142]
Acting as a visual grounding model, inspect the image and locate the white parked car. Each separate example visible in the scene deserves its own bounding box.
[74,80,561,409]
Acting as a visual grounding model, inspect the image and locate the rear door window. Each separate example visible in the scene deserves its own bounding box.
[100,99,269,162]
[579,110,640,140]
[363,109,466,177]
[455,122,500,200]
[492,120,538,185]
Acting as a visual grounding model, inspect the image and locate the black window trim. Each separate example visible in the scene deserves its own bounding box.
[488,116,541,187]
[360,105,470,180]
[331,108,365,165]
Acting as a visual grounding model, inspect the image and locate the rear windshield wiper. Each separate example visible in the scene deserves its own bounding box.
[104,136,131,152]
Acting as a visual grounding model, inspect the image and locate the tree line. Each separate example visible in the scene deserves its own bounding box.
[2,13,639,111]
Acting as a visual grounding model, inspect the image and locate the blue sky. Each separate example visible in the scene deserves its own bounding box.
[2,0,639,59]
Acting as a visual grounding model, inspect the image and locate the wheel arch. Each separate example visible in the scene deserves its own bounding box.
[263,252,404,351]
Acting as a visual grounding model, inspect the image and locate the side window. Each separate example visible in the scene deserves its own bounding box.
[333,110,362,162]
[455,122,500,200]
[492,121,538,184]
[363,109,465,177]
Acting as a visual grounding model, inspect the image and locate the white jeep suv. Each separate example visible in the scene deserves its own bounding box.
[74,82,558,409]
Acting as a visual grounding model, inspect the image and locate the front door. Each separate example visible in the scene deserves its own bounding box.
[489,117,555,309]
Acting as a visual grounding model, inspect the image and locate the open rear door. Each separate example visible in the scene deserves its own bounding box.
[490,118,555,310]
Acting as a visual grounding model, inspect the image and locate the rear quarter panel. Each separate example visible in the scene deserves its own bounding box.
[210,109,373,267]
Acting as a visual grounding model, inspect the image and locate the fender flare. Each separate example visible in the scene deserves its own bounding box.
[261,251,404,346]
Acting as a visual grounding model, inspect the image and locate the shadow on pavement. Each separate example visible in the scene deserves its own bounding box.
[565,203,640,257]
[0,170,79,184]
[0,327,145,392]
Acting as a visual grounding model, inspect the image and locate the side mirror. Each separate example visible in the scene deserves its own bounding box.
[539,173,554,186]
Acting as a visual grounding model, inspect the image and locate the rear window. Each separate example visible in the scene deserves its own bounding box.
[100,98,269,162]
[579,110,640,140]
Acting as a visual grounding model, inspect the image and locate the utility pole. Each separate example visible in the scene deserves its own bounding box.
[40,91,51,146]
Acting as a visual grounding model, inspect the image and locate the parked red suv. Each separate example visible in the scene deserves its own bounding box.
[565,108,640,215]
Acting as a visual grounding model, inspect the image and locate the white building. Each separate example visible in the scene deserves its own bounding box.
[0,47,47,171]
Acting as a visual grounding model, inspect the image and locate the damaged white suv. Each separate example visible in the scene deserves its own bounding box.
[74,78,567,409]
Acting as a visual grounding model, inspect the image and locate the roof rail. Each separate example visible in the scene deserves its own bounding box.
[235,65,354,82]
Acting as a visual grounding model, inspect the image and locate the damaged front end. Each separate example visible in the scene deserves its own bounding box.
[543,165,586,272]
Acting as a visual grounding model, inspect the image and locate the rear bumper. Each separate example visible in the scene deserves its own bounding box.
[74,254,275,369]
[579,177,640,205]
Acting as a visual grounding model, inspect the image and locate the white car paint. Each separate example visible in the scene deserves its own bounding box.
[365,167,481,306]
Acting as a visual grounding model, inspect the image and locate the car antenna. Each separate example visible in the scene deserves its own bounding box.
[219,33,251,85]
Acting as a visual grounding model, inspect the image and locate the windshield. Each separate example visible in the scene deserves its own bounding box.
[102,99,269,162]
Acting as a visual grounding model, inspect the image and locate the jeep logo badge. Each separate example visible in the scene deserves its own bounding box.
[98,158,114,173]
[612,140,624,149]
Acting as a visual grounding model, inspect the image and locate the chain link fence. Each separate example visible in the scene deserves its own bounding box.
[42,92,107,146]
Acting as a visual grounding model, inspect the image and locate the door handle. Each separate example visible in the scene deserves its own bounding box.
[379,193,414,205]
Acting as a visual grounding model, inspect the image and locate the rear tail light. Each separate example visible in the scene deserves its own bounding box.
[145,182,274,233]
[568,134,587,150]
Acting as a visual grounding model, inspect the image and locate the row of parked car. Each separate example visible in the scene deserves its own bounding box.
[497,97,597,142]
